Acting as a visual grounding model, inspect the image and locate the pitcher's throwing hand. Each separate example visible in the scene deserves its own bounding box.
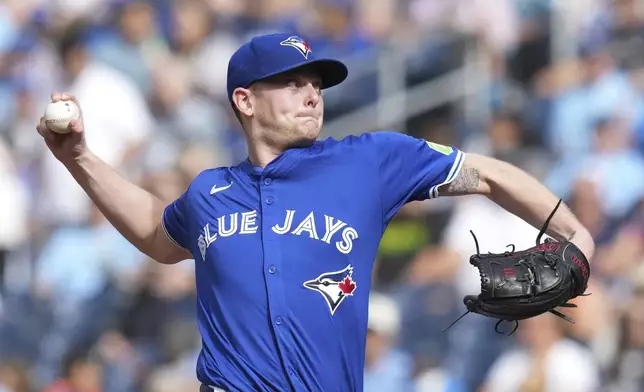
[37,93,87,165]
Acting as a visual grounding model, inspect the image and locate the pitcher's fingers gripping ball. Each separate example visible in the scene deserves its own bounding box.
[43,98,81,134]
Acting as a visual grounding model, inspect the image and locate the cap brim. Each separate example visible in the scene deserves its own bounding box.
[255,58,348,90]
[306,59,348,89]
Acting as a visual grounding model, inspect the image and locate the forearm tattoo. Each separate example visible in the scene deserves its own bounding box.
[439,166,481,195]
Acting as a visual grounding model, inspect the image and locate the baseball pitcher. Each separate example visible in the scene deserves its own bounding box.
[36,33,593,391]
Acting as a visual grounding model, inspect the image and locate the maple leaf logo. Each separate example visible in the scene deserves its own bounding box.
[338,275,356,296]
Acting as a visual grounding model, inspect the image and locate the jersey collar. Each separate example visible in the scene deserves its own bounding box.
[236,142,323,179]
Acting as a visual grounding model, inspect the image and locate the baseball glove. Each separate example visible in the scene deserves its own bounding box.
[444,199,591,335]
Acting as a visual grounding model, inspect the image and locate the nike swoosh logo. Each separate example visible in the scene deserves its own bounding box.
[210,182,233,195]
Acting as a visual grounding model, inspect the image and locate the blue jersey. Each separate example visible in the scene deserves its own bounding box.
[162,131,464,391]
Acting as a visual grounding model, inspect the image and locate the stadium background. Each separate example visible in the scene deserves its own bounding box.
[1,0,644,391]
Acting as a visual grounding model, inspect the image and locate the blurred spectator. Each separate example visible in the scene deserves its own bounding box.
[546,116,644,219]
[91,0,170,95]
[606,271,644,392]
[482,314,601,392]
[0,138,28,296]
[594,197,644,298]
[374,204,433,289]
[568,178,609,242]
[0,361,31,392]
[397,245,460,392]
[463,110,552,179]
[42,350,103,392]
[142,54,231,173]
[31,204,145,387]
[610,0,644,73]
[37,20,153,227]
[545,34,644,156]
[364,292,416,392]
[170,0,239,100]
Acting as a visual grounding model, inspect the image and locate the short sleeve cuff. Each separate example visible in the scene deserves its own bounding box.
[428,150,465,199]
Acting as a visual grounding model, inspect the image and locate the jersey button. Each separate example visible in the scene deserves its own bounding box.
[266,196,274,205]
[263,178,272,185]
[268,265,276,274]
[275,317,283,325]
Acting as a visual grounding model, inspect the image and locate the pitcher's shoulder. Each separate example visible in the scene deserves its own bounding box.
[183,166,237,195]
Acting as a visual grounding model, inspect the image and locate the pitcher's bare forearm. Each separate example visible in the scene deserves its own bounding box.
[439,153,595,259]
[67,151,190,264]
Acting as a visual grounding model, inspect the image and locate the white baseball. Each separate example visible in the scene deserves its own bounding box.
[44,100,81,134]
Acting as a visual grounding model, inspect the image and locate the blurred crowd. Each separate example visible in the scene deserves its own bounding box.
[1,0,644,391]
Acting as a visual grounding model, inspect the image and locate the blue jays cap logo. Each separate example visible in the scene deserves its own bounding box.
[280,36,312,59]
[303,265,357,315]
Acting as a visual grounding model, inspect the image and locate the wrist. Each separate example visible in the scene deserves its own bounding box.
[70,148,94,167]
[63,149,95,178]
[569,231,595,262]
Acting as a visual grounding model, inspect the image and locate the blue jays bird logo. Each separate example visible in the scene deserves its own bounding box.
[303,265,357,315]
[280,36,312,59]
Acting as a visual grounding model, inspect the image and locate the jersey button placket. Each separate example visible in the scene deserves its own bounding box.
[260,175,290,378]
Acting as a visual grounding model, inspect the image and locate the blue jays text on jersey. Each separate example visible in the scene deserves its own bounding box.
[162,131,464,391]
[197,209,359,262]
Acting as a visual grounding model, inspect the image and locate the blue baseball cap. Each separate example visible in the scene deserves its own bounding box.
[226,33,348,104]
